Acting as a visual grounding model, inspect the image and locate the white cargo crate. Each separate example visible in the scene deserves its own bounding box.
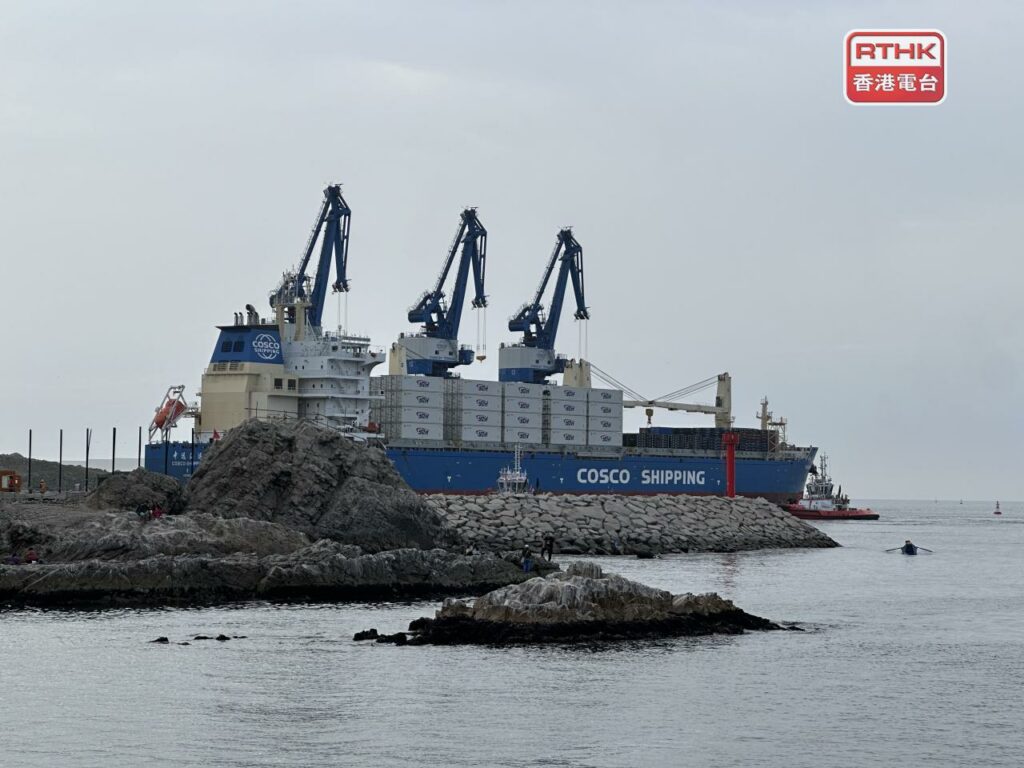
[503,427,542,444]
[396,406,443,425]
[504,398,542,414]
[503,382,544,399]
[550,399,587,416]
[391,390,444,408]
[504,411,540,428]
[547,385,587,401]
[460,410,501,427]
[459,393,502,412]
[587,430,622,447]
[379,375,443,393]
[587,415,623,432]
[587,387,623,404]
[589,402,623,418]
[395,423,443,441]
[461,379,501,396]
[548,429,586,445]
[461,425,501,442]
[551,414,585,430]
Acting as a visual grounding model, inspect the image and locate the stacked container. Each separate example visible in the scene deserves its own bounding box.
[502,381,543,444]
[587,387,623,447]
[547,384,588,446]
[448,378,503,443]
[372,375,444,441]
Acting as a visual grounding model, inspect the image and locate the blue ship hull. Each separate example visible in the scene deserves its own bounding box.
[385,446,816,504]
[146,440,814,505]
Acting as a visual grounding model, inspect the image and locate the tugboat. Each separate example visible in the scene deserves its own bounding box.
[785,455,879,521]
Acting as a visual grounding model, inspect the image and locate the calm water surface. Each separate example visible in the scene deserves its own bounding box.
[2,500,1023,767]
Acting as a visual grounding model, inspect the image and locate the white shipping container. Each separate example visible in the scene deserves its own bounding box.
[587,415,623,432]
[587,387,623,404]
[547,386,587,401]
[459,410,502,427]
[459,394,502,412]
[503,427,543,444]
[461,425,501,442]
[502,382,544,399]
[396,406,443,425]
[550,400,587,416]
[461,379,501,395]
[587,430,622,447]
[504,398,542,414]
[391,390,444,408]
[549,429,587,445]
[379,375,443,393]
[504,411,540,428]
[395,423,443,441]
[590,402,623,418]
[551,415,585,430]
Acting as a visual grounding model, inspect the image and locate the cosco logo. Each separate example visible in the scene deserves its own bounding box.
[564,404,576,412]
[252,333,280,361]
[416,395,429,403]
[416,380,430,388]
[577,468,631,484]
[416,427,429,435]
[517,416,529,424]
[475,414,489,422]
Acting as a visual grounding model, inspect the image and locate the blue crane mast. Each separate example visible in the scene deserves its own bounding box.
[498,228,589,383]
[398,208,488,376]
[271,184,351,330]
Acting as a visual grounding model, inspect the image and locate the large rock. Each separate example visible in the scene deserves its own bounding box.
[86,468,188,514]
[187,420,452,552]
[377,562,785,645]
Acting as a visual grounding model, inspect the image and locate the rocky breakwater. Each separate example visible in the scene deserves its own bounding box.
[0,421,554,607]
[361,562,789,645]
[428,493,836,555]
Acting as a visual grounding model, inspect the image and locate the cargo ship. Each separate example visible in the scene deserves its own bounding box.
[145,185,816,503]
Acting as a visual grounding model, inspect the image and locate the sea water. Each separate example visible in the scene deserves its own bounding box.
[1,500,1022,767]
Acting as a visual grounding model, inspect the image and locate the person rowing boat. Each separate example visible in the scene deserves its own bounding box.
[886,540,933,555]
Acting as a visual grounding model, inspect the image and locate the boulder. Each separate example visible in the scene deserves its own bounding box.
[86,469,188,514]
[187,420,453,552]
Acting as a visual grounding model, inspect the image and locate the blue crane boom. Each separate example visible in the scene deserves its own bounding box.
[272,184,352,330]
[407,208,488,343]
[499,228,589,383]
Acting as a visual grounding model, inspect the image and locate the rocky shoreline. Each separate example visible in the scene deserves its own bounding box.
[0,420,835,609]
[429,493,835,555]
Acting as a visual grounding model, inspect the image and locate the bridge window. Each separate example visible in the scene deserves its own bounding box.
[287,380,296,391]
[220,340,232,353]
[274,378,283,390]
[232,340,244,352]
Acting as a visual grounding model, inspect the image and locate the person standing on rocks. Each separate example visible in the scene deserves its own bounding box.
[521,544,533,573]
[541,535,555,562]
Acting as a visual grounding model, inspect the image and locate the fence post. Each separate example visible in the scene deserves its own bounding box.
[58,429,63,493]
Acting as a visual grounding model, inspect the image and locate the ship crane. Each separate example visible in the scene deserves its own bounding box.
[590,364,733,429]
[391,208,488,377]
[270,184,352,330]
[499,228,589,383]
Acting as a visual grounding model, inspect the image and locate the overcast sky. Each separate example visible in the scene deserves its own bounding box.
[2,1,1021,499]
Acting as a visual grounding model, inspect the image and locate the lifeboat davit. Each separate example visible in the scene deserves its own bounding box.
[154,399,187,430]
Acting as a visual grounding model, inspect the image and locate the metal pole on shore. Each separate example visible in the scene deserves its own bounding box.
[190,428,195,475]
[58,429,63,493]
[112,427,117,474]
[163,440,169,475]
[27,429,32,492]
[137,427,142,469]
[85,428,92,491]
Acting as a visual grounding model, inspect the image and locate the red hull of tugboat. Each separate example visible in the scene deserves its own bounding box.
[786,505,879,521]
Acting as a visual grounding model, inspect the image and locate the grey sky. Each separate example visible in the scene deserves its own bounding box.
[2,1,1020,499]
